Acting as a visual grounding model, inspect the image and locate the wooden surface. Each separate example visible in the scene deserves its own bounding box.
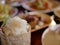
[31,27,48,45]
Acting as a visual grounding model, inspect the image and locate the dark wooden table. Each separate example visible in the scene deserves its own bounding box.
[31,27,48,45]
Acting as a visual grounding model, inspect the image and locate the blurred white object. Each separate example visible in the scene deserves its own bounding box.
[10,2,21,7]
[49,15,56,26]
[42,24,60,45]
[4,16,28,36]
[0,0,5,4]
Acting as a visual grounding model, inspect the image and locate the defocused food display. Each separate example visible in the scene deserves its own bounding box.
[19,12,51,32]
[0,4,18,26]
[22,0,59,12]
[0,4,18,17]
[0,0,60,45]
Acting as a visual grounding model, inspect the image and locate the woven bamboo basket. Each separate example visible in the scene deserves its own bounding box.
[0,25,31,45]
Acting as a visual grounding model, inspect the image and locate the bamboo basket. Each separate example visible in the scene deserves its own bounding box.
[0,25,31,45]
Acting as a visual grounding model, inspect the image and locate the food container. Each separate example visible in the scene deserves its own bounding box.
[0,25,31,45]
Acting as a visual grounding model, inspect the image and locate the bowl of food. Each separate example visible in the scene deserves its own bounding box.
[22,0,59,13]
[0,4,18,17]
[18,12,51,32]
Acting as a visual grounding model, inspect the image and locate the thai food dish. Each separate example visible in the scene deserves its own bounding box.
[19,12,51,30]
[22,0,59,11]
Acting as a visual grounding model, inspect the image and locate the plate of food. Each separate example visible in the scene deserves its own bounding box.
[22,0,60,13]
[18,12,51,32]
[0,4,18,17]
